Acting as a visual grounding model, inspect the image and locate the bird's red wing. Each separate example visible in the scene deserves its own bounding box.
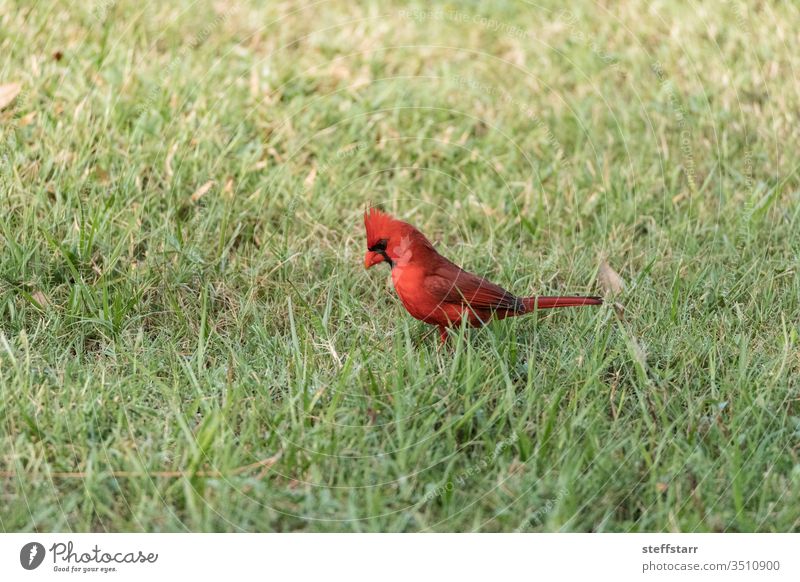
[423,266,523,312]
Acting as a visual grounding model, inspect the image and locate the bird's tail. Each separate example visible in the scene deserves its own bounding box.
[521,296,603,310]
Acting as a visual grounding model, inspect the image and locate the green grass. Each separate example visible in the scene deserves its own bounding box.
[1,0,799,532]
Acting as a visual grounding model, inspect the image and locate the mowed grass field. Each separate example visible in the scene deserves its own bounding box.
[1,0,799,532]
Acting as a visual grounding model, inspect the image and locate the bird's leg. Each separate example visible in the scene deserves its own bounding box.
[438,326,448,344]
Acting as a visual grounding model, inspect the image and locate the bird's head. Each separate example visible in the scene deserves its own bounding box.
[363,207,418,269]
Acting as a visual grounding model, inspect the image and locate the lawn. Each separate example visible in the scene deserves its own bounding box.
[1,0,798,532]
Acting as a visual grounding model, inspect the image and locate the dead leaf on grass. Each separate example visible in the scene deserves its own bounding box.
[190,180,214,202]
[598,260,625,295]
[0,82,22,110]
[30,290,50,309]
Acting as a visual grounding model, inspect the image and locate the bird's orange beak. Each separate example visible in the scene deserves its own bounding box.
[364,251,385,269]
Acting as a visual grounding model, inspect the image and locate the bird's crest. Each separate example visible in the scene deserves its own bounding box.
[364,206,396,247]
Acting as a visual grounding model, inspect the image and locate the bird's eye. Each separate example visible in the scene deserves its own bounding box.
[369,239,388,252]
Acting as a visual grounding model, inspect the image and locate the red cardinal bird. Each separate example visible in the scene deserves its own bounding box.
[363,207,602,342]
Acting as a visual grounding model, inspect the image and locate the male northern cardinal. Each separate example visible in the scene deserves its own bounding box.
[363,207,602,342]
